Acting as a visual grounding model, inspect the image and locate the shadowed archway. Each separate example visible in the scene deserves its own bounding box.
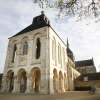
[7,70,14,92]
[53,68,58,93]
[59,71,63,93]
[18,69,27,93]
[30,67,41,93]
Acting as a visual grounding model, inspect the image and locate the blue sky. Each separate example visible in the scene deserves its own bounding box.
[0,0,100,73]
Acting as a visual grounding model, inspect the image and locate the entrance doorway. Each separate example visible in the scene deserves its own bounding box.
[7,70,14,92]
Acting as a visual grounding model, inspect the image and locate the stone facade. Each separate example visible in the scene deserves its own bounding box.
[1,12,80,94]
[66,40,80,91]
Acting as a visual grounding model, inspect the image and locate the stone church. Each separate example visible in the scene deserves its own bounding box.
[1,11,80,94]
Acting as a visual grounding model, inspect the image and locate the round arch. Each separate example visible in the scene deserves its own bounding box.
[53,68,58,93]
[17,68,27,93]
[59,71,63,79]
[30,67,41,93]
[33,33,41,60]
[59,71,63,93]
[6,70,14,92]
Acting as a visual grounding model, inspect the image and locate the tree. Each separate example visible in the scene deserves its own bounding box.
[32,0,100,19]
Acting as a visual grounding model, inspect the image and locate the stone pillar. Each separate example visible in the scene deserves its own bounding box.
[1,76,7,92]
[62,79,65,92]
[53,78,56,93]
[40,70,49,94]
[59,79,61,93]
[49,72,54,94]
[26,75,32,93]
[13,76,20,93]
[56,78,59,93]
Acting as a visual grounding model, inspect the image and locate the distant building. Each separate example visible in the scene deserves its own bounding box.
[75,73,100,91]
[75,58,96,74]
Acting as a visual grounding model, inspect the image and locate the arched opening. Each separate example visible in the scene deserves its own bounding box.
[53,69,58,93]
[35,38,41,59]
[59,71,63,93]
[58,44,61,64]
[52,38,56,61]
[18,69,27,93]
[31,67,41,93]
[7,70,14,92]
[23,41,28,55]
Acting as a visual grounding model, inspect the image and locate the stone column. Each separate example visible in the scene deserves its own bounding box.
[62,79,65,92]
[1,76,7,92]
[40,70,49,94]
[26,75,32,93]
[13,75,20,93]
[59,79,61,93]
[56,78,59,93]
[55,78,59,93]
[49,72,54,94]
[53,78,56,93]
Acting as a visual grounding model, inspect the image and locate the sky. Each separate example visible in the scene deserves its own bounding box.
[0,0,100,73]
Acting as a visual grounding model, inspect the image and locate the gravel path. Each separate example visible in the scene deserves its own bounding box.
[0,92,100,100]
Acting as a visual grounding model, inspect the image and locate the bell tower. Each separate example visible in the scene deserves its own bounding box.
[32,11,50,26]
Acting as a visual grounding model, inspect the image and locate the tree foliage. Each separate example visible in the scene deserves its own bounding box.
[32,0,100,19]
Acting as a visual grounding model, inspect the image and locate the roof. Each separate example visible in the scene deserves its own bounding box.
[9,12,67,47]
[75,59,94,67]
[66,38,74,61]
[10,11,50,38]
[67,47,74,61]
[76,73,100,81]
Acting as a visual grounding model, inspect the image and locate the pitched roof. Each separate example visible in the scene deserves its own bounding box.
[75,59,94,67]
[67,47,74,61]
[66,39,74,61]
[10,12,50,38]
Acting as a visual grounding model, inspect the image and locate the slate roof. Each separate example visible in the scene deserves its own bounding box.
[10,12,50,38]
[67,47,74,61]
[75,59,94,67]
[66,39,74,61]
[76,73,100,81]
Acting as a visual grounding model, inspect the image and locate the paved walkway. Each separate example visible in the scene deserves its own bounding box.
[0,91,100,100]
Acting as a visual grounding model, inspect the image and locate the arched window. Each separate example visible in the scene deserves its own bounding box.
[36,38,41,59]
[52,38,56,61]
[58,43,61,64]
[12,44,17,62]
[23,42,28,55]
[63,48,65,66]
